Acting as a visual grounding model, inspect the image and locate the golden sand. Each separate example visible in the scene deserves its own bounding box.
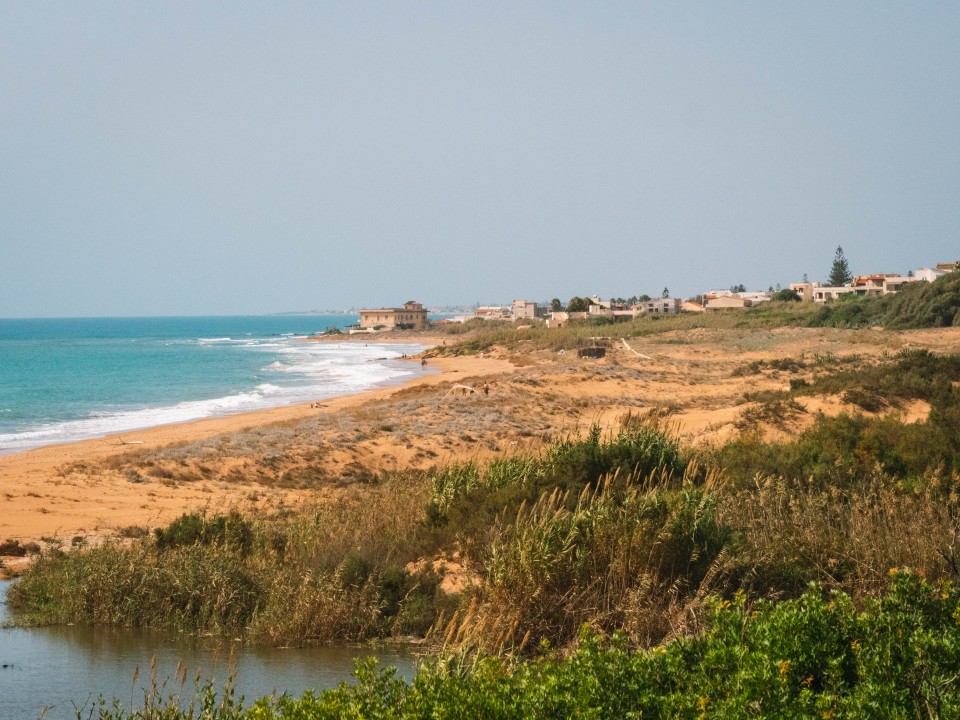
[2,326,957,568]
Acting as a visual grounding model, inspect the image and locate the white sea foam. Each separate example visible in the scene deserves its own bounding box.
[0,339,432,454]
[255,383,283,394]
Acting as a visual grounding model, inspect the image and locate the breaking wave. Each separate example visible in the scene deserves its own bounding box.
[0,338,431,454]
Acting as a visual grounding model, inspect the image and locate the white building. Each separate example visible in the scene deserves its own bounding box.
[736,291,773,303]
[914,263,957,283]
[705,295,753,310]
[641,298,682,314]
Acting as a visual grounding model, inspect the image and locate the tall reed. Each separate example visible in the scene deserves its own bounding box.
[440,464,729,653]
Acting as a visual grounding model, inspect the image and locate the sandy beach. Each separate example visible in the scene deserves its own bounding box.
[0,335,505,550]
[3,325,959,573]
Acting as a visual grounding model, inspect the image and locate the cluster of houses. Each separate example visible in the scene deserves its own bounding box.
[701,261,957,311]
[788,262,957,304]
[542,297,690,328]
[354,260,957,333]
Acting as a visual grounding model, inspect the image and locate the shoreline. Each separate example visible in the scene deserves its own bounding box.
[0,341,453,460]
[0,333,450,458]
[0,348,513,554]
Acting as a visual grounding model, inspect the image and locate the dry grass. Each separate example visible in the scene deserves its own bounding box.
[721,476,960,600]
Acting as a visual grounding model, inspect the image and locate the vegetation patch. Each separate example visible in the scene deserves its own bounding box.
[810,271,960,329]
[799,348,960,403]
[735,398,806,430]
[0,538,40,556]
[733,357,806,377]
[81,573,960,719]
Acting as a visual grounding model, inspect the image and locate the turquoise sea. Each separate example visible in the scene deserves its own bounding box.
[0,316,430,454]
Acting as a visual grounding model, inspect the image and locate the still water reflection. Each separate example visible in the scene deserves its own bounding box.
[0,580,417,720]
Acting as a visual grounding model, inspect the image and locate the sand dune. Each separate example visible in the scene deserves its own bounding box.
[2,325,957,569]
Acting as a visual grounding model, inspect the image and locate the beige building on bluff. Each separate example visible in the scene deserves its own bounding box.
[359,301,428,330]
[511,300,540,321]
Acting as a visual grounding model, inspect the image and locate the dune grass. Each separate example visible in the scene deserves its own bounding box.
[12,382,960,657]
[10,427,701,648]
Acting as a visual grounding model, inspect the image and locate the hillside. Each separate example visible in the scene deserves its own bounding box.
[810,270,960,329]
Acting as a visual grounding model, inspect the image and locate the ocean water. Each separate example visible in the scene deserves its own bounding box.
[0,316,431,454]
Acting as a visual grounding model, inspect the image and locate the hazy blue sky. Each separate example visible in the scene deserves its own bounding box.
[2,2,958,316]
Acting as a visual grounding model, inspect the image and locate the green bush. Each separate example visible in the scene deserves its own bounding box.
[155,511,254,557]
[449,477,731,653]
[426,425,685,531]
[883,271,960,329]
[718,348,960,483]
[771,288,801,302]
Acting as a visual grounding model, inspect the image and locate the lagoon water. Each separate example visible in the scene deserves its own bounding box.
[0,315,431,453]
[0,580,417,719]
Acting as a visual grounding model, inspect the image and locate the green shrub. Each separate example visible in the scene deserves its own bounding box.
[539,424,684,492]
[155,511,254,556]
[882,271,960,329]
[841,386,888,412]
[426,425,685,532]
[771,288,801,302]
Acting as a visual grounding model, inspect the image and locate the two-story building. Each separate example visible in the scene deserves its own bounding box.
[359,301,428,330]
[511,300,541,321]
[852,274,901,297]
[789,282,819,302]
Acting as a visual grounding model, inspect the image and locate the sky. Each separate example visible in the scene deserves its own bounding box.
[1,2,959,317]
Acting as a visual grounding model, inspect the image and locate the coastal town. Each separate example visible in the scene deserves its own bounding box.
[355,256,960,331]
